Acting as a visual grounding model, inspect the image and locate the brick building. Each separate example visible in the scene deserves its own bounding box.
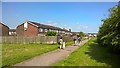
[16,21,71,37]
[0,23,9,36]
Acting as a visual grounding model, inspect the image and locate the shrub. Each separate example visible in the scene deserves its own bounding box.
[97,2,120,53]
[46,31,57,36]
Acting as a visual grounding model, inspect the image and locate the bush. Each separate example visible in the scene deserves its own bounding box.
[97,2,120,53]
[46,31,57,36]
[79,31,84,37]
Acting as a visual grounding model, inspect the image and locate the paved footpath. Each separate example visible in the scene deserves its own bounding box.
[14,40,88,66]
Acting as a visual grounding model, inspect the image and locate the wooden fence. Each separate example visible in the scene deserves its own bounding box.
[1,36,73,44]
[1,36,57,44]
[57,36,73,42]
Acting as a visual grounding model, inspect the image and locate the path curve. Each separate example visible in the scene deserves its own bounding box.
[14,40,88,66]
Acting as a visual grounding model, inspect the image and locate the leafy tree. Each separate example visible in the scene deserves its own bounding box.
[46,31,57,36]
[79,31,84,37]
[97,2,120,53]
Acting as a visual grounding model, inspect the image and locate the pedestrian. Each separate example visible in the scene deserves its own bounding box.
[88,36,90,40]
[59,37,63,49]
[78,37,81,44]
[73,36,77,46]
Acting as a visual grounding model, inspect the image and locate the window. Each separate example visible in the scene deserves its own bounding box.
[38,34,45,36]
[39,28,43,32]
[9,32,12,35]
[24,22,28,30]
[45,29,48,32]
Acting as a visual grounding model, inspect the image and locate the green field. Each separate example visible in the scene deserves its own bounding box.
[2,41,74,67]
[53,38,120,68]
[0,55,1,67]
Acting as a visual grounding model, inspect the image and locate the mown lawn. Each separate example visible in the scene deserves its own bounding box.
[0,44,2,67]
[65,41,74,46]
[2,41,74,67]
[2,43,58,67]
[53,38,120,68]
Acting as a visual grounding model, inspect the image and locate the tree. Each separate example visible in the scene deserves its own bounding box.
[79,31,84,37]
[97,2,120,53]
[46,31,57,36]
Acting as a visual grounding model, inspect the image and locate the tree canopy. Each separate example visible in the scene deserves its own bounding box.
[97,2,120,53]
[46,31,57,36]
[79,31,84,37]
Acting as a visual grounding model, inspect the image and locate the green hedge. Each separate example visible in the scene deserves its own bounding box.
[97,2,120,53]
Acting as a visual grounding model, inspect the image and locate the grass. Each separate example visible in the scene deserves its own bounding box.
[53,38,120,68]
[65,41,74,46]
[0,44,2,67]
[82,37,88,40]
[2,41,74,67]
[2,43,58,67]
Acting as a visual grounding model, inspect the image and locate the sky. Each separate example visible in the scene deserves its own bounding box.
[2,0,119,2]
[2,2,118,33]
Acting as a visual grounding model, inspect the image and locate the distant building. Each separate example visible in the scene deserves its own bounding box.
[0,23,9,36]
[16,21,71,37]
[71,32,80,36]
[9,29,16,36]
[87,33,97,37]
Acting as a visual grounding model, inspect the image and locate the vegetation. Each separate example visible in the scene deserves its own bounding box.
[0,44,1,67]
[97,2,120,53]
[82,37,88,40]
[53,38,120,67]
[2,41,74,67]
[65,41,74,46]
[46,31,57,36]
[2,43,58,67]
[79,31,84,37]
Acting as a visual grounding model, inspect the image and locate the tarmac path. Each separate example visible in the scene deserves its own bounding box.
[14,40,88,66]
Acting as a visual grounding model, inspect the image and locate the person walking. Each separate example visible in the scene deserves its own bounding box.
[88,36,90,40]
[73,36,77,46]
[59,37,63,49]
[78,37,81,45]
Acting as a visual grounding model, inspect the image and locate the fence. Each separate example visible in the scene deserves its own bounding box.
[1,36,57,44]
[1,36,73,44]
[57,36,73,42]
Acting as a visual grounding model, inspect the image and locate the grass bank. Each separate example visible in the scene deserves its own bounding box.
[53,38,120,67]
[2,41,74,67]
[2,43,58,67]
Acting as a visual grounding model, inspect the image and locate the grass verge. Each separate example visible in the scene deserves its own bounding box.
[2,43,58,67]
[65,41,74,46]
[2,41,74,67]
[53,38,120,67]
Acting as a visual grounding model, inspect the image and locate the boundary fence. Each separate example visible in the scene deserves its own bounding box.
[1,36,73,44]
